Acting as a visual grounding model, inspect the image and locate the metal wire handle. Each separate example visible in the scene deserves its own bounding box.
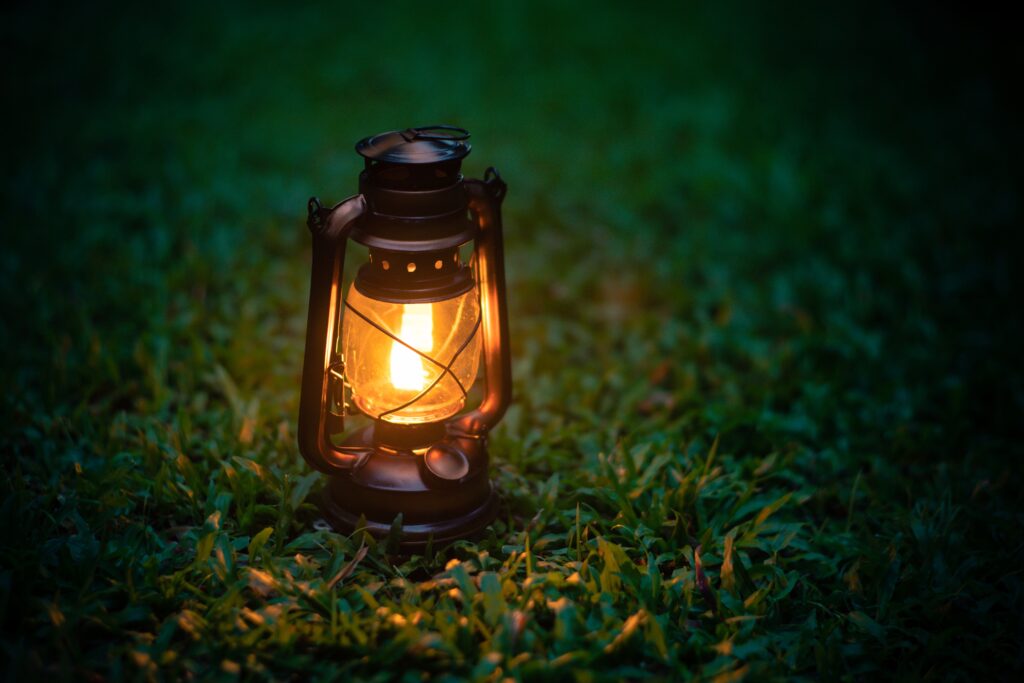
[401,125,471,142]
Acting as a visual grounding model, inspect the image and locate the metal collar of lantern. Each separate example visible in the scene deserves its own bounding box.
[298,125,511,549]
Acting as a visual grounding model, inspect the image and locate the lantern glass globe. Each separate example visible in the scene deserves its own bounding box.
[341,283,482,424]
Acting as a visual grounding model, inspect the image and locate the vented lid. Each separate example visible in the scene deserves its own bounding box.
[355,125,472,164]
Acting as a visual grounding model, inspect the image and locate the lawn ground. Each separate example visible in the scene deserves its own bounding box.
[2,1,1023,680]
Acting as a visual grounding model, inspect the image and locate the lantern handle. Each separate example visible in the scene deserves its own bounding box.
[298,193,373,475]
[453,167,512,437]
[400,125,471,142]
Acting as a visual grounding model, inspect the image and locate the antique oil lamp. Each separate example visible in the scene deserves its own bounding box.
[298,125,510,549]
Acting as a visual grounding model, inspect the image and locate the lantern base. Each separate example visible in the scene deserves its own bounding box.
[318,424,498,552]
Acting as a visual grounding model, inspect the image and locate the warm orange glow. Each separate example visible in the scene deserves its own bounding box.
[389,304,433,391]
[341,284,481,424]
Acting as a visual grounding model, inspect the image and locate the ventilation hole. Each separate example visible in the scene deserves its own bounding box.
[382,260,390,271]
[434,260,443,270]
[407,262,416,273]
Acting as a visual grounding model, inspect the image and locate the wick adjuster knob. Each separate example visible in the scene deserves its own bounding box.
[424,444,470,482]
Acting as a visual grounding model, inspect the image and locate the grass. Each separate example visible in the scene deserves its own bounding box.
[2,1,1022,680]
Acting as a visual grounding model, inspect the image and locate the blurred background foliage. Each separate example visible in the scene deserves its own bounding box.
[1,1,1022,680]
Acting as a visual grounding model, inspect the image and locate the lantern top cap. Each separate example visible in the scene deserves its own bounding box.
[356,125,472,164]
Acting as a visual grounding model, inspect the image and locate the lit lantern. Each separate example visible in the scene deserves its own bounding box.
[299,125,510,549]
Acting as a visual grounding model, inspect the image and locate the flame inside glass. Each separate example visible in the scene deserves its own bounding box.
[341,284,482,424]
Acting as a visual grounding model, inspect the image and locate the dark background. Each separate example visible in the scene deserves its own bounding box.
[2,1,1022,680]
